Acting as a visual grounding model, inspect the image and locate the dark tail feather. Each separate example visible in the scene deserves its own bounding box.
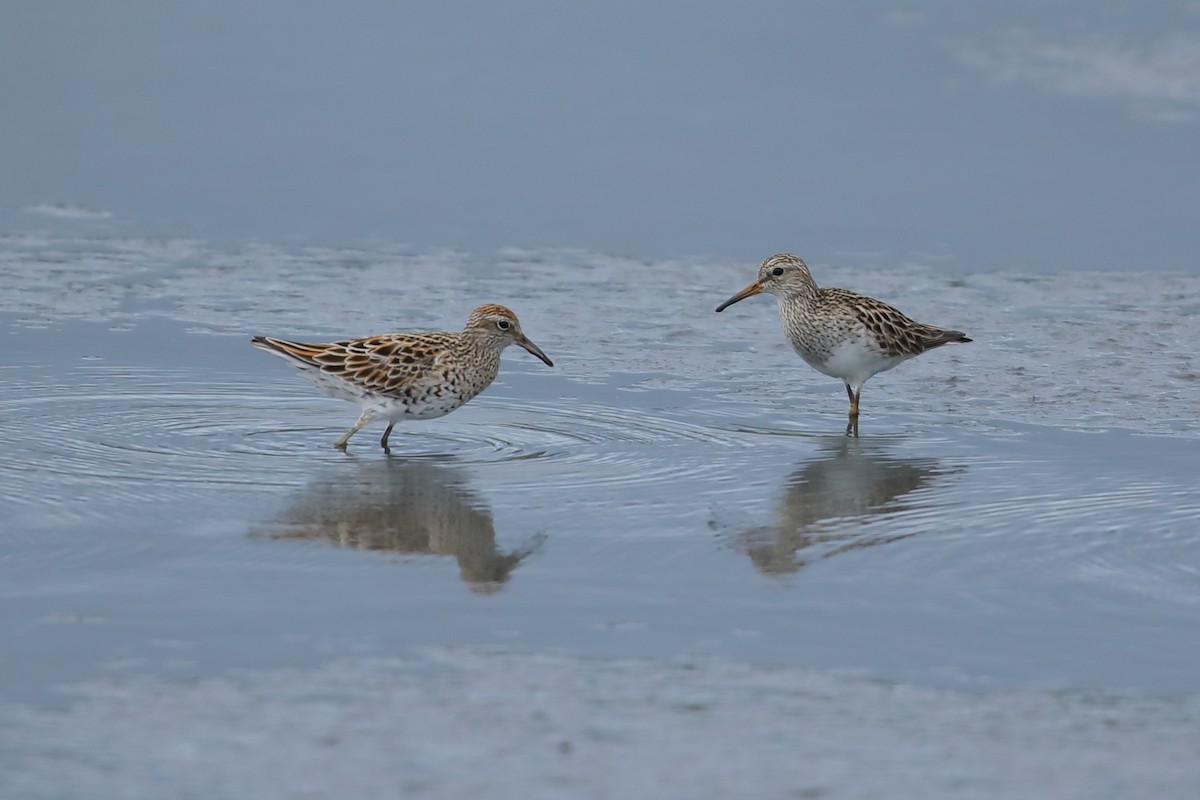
[924,328,972,349]
[251,335,292,354]
[251,335,326,366]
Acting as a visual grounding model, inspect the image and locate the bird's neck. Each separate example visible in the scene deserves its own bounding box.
[776,283,819,310]
[460,330,505,369]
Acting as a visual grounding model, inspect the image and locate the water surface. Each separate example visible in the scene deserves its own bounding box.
[5,3,1200,793]
[2,237,1199,797]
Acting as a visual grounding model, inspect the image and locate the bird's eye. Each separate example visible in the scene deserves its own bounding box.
[771,266,784,277]
[497,319,511,330]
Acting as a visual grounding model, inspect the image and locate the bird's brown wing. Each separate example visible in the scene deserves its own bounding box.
[822,289,970,357]
[252,332,456,394]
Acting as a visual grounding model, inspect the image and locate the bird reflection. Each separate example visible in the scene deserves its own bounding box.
[730,437,953,575]
[260,458,542,594]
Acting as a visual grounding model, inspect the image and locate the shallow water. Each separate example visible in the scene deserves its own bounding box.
[2,236,1199,795]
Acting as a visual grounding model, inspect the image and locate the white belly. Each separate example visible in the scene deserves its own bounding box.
[298,367,473,422]
[801,340,910,388]
[367,393,471,422]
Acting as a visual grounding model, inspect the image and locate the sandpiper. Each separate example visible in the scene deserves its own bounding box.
[252,304,553,451]
[715,253,970,434]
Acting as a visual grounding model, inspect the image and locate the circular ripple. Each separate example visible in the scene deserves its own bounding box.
[0,367,771,508]
[312,399,768,490]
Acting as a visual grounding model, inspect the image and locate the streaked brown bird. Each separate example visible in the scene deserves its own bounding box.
[716,254,970,434]
[253,304,553,451]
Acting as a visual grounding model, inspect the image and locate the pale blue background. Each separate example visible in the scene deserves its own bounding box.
[2,1,1198,269]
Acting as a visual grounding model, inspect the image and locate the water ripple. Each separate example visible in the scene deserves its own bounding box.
[0,365,772,513]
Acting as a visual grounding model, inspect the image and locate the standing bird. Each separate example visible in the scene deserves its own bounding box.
[715,254,970,434]
[252,304,553,451]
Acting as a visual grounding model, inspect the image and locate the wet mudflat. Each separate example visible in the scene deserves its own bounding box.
[1,237,1199,797]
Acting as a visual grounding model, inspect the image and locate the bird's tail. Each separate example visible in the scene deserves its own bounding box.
[250,336,328,367]
[934,329,972,346]
[917,327,972,349]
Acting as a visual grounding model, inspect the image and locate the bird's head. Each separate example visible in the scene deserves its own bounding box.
[465,304,554,366]
[715,253,815,312]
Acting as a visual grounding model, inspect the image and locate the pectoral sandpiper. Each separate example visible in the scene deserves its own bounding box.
[253,304,553,451]
[715,254,970,434]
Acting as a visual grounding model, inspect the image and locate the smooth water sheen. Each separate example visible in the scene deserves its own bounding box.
[2,236,1199,796]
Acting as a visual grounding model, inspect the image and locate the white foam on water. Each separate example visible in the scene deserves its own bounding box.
[22,203,115,220]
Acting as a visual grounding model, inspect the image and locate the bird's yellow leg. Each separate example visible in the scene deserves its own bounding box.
[333,410,376,450]
[845,386,861,437]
